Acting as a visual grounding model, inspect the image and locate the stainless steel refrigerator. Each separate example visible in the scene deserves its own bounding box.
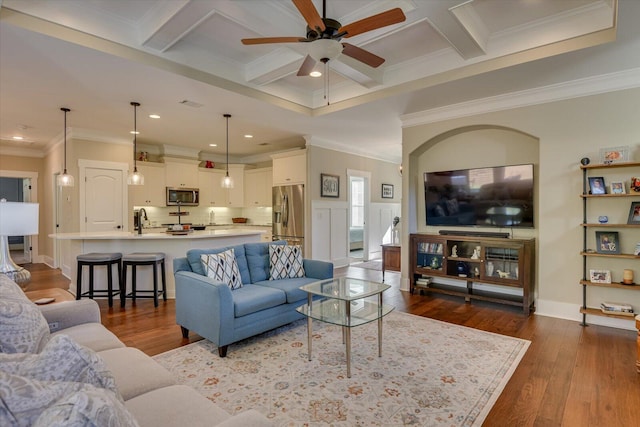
[272,184,304,247]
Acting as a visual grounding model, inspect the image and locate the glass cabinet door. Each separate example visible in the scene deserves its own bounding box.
[416,241,444,272]
[484,246,520,281]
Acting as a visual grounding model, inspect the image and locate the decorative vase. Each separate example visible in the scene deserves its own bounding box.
[430,257,439,269]
[623,269,634,285]
[486,262,494,277]
[456,261,468,277]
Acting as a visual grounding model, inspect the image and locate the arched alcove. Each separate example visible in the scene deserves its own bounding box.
[408,125,540,237]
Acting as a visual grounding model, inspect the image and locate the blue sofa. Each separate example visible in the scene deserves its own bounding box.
[173,241,333,357]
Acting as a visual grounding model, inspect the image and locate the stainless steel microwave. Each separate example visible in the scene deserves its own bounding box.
[166,187,199,206]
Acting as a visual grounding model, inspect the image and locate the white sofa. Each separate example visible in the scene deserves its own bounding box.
[0,274,272,427]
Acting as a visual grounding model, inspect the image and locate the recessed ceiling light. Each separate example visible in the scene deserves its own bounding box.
[244,134,253,139]
[149,114,160,119]
[12,136,24,140]
[130,131,140,135]
[209,143,217,147]
[310,71,322,77]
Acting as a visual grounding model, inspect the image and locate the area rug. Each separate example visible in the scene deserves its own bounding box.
[351,260,383,271]
[154,311,529,426]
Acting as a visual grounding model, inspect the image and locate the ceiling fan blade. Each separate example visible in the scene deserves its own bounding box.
[341,43,385,68]
[242,37,306,45]
[296,55,317,76]
[339,8,406,38]
[292,0,326,32]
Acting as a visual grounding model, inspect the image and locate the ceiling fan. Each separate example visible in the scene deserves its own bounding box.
[241,0,406,76]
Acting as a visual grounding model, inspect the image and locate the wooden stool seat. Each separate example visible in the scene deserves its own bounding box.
[121,252,166,308]
[76,252,123,308]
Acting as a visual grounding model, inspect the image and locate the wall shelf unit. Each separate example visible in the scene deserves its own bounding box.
[409,233,535,315]
[579,161,640,325]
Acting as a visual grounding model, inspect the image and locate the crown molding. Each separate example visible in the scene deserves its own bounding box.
[401,67,640,128]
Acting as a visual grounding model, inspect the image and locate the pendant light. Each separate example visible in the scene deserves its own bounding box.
[127,101,144,185]
[57,107,74,187]
[220,113,234,189]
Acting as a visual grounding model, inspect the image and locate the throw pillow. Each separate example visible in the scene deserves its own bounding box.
[0,334,120,400]
[0,275,50,354]
[33,388,139,427]
[269,244,305,280]
[201,249,243,290]
[0,371,133,427]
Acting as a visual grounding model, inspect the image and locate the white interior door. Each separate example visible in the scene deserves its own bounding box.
[84,167,124,232]
[21,178,32,263]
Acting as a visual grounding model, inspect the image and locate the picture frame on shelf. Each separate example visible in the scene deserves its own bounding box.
[599,145,630,164]
[589,269,612,284]
[627,201,640,225]
[588,176,606,195]
[631,177,640,193]
[381,183,394,199]
[634,242,640,256]
[595,231,620,254]
[320,173,339,198]
[609,181,625,194]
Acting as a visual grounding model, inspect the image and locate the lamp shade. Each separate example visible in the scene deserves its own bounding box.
[0,201,39,236]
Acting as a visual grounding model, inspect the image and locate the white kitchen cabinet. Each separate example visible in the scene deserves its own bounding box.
[198,168,228,207]
[226,164,247,207]
[164,158,199,188]
[244,167,272,207]
[130,162,165,206]
[271,149,306,185]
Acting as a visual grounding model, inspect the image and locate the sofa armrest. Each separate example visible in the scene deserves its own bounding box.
[38,299,101,333]
[174,271,235,346]
[303,259,334,280]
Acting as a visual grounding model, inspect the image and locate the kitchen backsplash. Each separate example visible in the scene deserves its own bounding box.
[133,206,272,226]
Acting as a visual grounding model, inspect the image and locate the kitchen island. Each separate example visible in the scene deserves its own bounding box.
[50,229,265,300]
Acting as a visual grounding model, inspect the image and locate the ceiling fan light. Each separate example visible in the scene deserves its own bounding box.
[307,39,342,62]
[309,70,322,77]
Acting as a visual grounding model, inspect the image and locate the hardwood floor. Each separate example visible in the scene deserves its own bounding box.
[24,263,640,426]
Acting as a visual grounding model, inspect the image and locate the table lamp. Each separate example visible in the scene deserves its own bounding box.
[0,199,39,290]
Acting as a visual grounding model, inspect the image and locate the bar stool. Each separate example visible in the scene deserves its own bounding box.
[121,252,167,308]
[76,252,123,307]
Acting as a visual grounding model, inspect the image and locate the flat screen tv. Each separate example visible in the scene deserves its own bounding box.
[424,164,534,228]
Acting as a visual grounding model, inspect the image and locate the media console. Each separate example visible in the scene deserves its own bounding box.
[410,233,535,315]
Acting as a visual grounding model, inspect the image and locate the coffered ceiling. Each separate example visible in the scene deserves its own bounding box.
[0,0,623,163]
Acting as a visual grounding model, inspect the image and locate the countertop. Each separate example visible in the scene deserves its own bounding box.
[49,229,265,240]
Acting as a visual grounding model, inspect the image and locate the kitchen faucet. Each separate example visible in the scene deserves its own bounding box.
[138,208,148,235]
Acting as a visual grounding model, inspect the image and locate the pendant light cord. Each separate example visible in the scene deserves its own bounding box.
[224,113,231,177]
[61,108,70,172]
[131,102,140,173]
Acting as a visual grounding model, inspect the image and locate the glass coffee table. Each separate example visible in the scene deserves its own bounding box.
[296,277,394,378]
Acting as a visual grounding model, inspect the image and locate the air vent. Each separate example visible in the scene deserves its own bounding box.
[258,143,269,146]
[179,100,203,108]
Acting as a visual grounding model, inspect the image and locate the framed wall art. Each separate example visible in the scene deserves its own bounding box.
[321,173,339,198]
[381,183,394,199]
[599,145,630,164]
[595,231,620,254]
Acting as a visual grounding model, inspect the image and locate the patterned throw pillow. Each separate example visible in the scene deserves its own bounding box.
[201,249,243,290]
[269,245,305,280]
[0,371,137,427]
[0,334,120,400]
[0,274,50,354]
